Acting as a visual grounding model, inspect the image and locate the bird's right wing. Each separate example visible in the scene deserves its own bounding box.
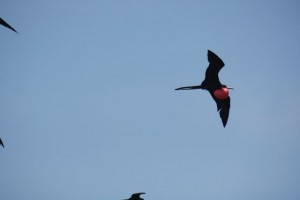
[0,18,18,33]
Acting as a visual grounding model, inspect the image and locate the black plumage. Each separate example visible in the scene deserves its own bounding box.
[176,50,232,127]
[124,193,145,200]
[0,138,4,148]
[0,17,18,33]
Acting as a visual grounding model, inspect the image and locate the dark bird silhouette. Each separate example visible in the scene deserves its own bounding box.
[175,50,232,127]
[0,17,18,33]
[124,193,145,200]
[0,138,4,148]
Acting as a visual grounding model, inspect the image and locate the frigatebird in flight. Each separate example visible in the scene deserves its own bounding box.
[124,193,145,200]
[0,138,4,148]
[0,17,18,33]
[176,50,232,127]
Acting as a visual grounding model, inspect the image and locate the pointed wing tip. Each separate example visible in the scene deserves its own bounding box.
[207,49,215,56]
[0,18,18,33]
[220,111,228,127]
[217,97,230,128]
[207,50,225,67]
[221,117,228,128]
[8,26,18,33]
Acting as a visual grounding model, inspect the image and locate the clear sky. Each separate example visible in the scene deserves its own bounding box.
[1,1,300,200]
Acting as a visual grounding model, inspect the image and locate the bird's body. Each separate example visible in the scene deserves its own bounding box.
[124,193,145,200]
[176,50,231,127]
[0,138,4,148]
[0,17,18,33]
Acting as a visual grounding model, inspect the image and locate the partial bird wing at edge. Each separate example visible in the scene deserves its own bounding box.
[0,138,4,148]
[0,18,18,33]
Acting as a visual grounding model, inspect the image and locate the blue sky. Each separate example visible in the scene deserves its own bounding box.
[1,1,300,200]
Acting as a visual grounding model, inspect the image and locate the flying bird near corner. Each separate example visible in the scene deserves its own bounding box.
[175,50,232,127]
[0,138,4,148]
[124,193,146,200]
[0,17,18,33]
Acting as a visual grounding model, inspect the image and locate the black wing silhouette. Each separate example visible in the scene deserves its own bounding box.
[207,50,225,72]
[0,138,4,148]
[201,50,225,90]
[0,17,18,33]
[219,97,230,127]
[126,193,145,200]
[209,91,230,127]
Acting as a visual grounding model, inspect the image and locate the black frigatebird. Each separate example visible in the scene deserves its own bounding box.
[175,50,232,127]
[124,193,145,200]
[0,138,4,148]
[0,17,18,33]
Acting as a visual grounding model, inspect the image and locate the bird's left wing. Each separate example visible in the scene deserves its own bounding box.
[0,18,18,33]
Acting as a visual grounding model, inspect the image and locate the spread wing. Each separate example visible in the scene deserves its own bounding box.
[209,91,230,127]
[203,50,225,87]
[0,18,18,33]
[219,97,230,127]
[207,50,224,73]
[0,138,4,148]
